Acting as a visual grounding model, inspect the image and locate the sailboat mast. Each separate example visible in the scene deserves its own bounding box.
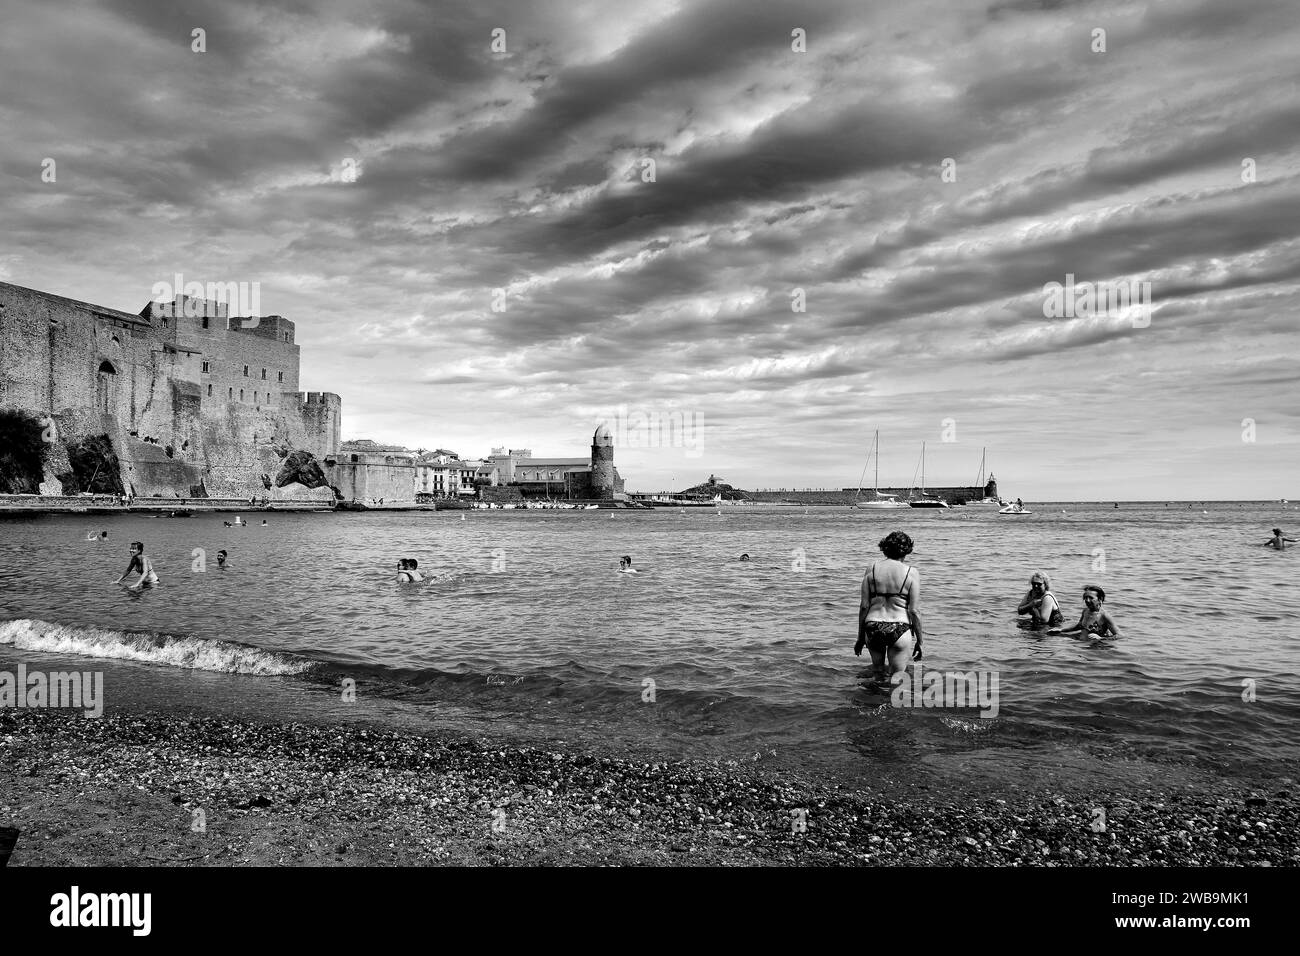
[921,441,926,491]
[875,430,880,492]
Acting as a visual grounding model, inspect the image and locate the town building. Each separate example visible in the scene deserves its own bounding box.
[498,426,624,499]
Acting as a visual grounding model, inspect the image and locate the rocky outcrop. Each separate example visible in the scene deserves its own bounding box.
[681,475,750,500]
[0,409,45,494]
[56,434,125,496]
[275,449,328,489]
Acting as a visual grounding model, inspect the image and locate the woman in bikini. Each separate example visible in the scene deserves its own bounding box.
[114,541,159,590]
[1050,585,1119,638]
[855,530,921,683]
[1017,571,1063,627]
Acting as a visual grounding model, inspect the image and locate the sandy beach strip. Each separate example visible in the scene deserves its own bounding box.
[1,709,1296,867]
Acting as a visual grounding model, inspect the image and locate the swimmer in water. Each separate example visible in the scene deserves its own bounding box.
[1050,585,1119,638]
[1017,571,1063,627]
[216,549,228,568]
[740,553,751,562]
[398,558,424,582]
[1264,528,1295,551]
[619,555,638,574]
[114,540,159,590]
[261,519,268,526]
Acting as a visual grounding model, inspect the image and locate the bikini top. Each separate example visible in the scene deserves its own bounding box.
[869,564,912,602]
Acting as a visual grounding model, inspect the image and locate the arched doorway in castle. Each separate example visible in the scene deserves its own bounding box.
[96,360,117,413]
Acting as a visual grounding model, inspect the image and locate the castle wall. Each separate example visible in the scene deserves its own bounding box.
[328,458,416,503]
[295,391,341,460]
[0,282,340,500]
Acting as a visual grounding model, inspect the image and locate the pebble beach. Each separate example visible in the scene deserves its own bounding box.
[3,708,1296,867]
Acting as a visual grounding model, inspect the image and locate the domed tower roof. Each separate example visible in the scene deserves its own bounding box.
[593,423,613,446]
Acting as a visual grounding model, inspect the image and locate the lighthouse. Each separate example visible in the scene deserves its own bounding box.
[591,424,615,499]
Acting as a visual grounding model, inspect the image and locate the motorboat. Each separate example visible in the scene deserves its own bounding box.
[909,497,949,509]
[999,504,1032,515]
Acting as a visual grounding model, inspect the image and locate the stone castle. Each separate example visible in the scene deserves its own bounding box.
[0,281,340,501]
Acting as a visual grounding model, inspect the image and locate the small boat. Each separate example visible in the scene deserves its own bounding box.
[907,442,949,508]
[964,450,1001,507]
[859,494,908,509]
[854,431,910,509]
[585,504,599,510]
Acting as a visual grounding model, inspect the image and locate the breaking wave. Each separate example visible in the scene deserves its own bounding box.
[0,618,313,676]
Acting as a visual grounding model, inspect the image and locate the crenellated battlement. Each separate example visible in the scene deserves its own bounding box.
[297,391,341,406]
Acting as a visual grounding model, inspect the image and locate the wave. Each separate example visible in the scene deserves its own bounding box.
[0,618,313,676]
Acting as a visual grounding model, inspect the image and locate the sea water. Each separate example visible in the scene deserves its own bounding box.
[2,503,1297,793]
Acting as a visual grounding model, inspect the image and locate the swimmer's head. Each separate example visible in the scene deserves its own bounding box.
[878,531,913,560]
[620,555,632,568]
[408,558,418,569]
[100,531,108,539]
[398,558,408,569]
[740,553,750,561]
[1029,572,1050,592]
[1083,585,1105,606]
[1273,528,1283,536]
[216,550,227,563]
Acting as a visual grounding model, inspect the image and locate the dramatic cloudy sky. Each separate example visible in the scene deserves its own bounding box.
[2,0,1297,498]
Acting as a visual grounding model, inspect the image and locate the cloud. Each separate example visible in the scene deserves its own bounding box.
[0,0,1296,497]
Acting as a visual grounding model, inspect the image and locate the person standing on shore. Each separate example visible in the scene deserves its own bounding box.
[1264,528,1295,550]
[1017,572,1063,627]
[856,531,922,682]
[114,541,159,591]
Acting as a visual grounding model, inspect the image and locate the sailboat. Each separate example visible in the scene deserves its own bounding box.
[854,431,909,509]
[964,448,1004,507]
[908,442,949,508]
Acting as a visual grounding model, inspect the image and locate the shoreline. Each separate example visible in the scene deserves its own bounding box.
[2,707,1295,867]
[2,495,1289,516]
[0,496,648,515]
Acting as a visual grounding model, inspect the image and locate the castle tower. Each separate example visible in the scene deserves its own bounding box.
[591,423,615,499]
